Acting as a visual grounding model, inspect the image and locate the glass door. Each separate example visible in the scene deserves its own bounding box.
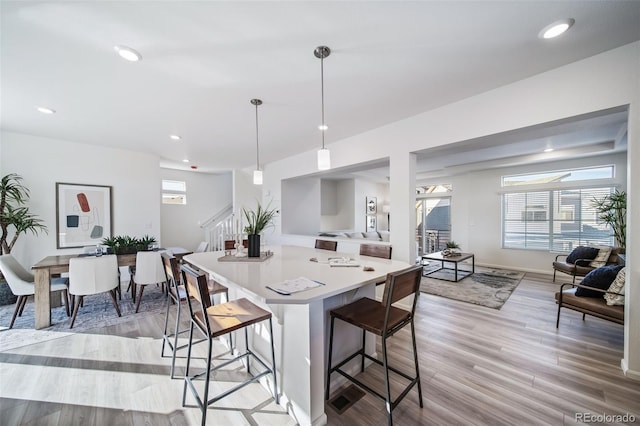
[416,197,451,255]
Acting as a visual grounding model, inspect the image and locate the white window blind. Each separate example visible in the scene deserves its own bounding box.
[503,187,614,251]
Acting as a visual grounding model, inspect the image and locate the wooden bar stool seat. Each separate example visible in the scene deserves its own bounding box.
[326,264,423,425]
[180,264,278,426]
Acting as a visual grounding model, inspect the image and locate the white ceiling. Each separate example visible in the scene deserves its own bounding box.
[2,1,639,174]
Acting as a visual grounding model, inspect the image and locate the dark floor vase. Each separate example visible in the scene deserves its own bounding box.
[248,234,261,257]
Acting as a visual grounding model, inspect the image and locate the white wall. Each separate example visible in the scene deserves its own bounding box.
[320,179,354,231]
[160,168,232,251]
[281,177,320,235]
[0,131,161,267]
[446,152,627,274]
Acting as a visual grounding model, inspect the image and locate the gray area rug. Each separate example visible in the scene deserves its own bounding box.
[420,265,524,309]
[0,282,167,352]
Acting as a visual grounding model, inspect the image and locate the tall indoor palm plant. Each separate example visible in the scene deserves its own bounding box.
[0,173,48,254]
[592,189,626,249]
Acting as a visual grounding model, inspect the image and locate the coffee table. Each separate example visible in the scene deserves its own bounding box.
[421,251,475,282]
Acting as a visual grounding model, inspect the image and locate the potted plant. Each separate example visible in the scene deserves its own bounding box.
[137,235,158,251]
[0,173,48,255]
[592,190,626,249]
[243,201,277,257]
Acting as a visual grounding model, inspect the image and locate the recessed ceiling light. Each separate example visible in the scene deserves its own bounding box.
[114,45,142,62]
[170,135,181,141]
[539,19,575,39]
[544,148,554,153]
[36,106,55,114]
[182,159,189,163]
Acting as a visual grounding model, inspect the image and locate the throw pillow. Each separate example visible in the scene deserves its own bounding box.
[575,264,624,297]
[604,267,626,306]
[347,232,364,239]
[363,231,381,240]
[565,246,599,266]
[589,246,612,268]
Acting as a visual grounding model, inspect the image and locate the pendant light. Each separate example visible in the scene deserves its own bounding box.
[315,46,331,170]
[251,98,263,185]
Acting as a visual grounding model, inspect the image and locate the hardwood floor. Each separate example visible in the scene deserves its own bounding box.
[1,273,639,425]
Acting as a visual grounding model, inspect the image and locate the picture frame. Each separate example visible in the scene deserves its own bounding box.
[56,182,113,249]
[367,215,377,232]
[366,196,377,214]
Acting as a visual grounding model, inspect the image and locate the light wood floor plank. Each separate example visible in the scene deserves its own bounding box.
[1,273,639,425]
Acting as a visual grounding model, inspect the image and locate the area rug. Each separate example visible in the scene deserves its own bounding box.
[420,265,524,309]
[0,283,168,352]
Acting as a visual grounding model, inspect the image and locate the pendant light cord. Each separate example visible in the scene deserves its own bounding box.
[255,102,260,170]
[320,55,325,150]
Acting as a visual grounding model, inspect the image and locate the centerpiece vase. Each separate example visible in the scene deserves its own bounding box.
[248,234,261,257]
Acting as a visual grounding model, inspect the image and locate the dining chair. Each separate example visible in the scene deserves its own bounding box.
[180,264,278,426]
[315,239,338,251]
[359,243,392,259]
[0,254,70,328]
[325,264,423,426]
[131,251,167,313]
[68,255,121,329]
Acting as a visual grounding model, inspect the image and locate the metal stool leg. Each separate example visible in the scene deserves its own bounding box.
[325,316,336,400]
[382,335,392,426]
[182,322,195,407]
[268,318,279,404]
[411,319,423,407]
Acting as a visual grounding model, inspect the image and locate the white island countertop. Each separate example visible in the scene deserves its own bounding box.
[183,245,411,305]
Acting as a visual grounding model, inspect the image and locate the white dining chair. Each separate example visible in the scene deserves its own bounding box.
[68,255,121,329]
[132,251,167,313]
[0,254,70,328]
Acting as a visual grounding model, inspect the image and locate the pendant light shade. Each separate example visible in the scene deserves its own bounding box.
[315,46,331,170]
[251,98,263,185]
[253,169,263,185]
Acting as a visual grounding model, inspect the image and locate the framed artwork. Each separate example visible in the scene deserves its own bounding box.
[56,183,112,248]
[366,196,377,214]
[367,215,377,232]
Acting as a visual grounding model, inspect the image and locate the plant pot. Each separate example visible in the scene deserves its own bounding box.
[247,234,261,257]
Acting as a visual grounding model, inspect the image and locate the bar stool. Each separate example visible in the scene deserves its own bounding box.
[325,264,423,426]
[180,264,278,425]
[161,252,230,379]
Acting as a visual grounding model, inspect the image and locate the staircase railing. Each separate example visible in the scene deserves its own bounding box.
[200,204,234,251]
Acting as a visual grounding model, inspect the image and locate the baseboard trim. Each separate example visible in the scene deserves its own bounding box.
[621,359,640,381]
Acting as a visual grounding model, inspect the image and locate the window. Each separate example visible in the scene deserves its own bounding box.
[502,165,613,187]
[162,180,187,205]
[503,187,614,251]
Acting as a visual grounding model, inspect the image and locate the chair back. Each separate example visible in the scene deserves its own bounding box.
[180,264,212,332]
[161,252,181,288]
[0,254,35,295]
[315,239,338,251]
[69,255,119,296]
[195,241,209,253]
[359,243,392,259]
[134,251,166,285]
[381,264,422,310]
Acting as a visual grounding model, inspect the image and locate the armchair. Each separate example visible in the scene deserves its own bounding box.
[552,246,622,283]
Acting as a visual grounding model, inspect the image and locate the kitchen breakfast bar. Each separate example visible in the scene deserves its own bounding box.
[183,245,411,426]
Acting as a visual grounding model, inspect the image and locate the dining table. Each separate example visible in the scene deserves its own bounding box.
[31,247,191,329]
[183,245,412,426]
